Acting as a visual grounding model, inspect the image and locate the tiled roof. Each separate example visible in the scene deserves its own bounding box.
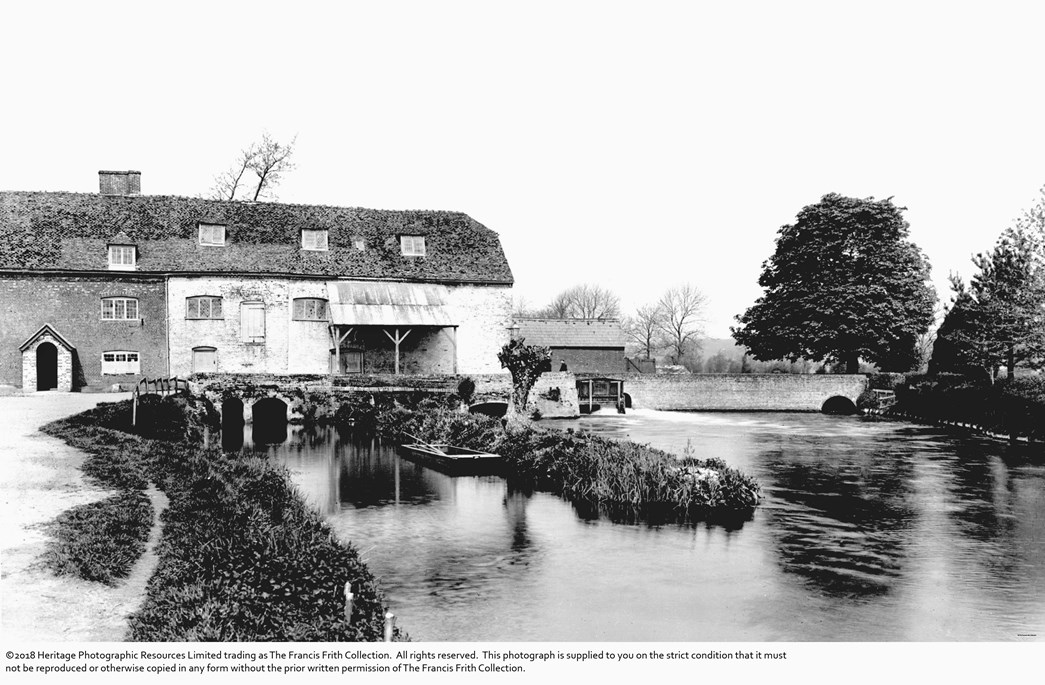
[0,191,513,284]
[514,318,625,348]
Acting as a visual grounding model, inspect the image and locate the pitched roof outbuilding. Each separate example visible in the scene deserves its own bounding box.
[0,191,513,284]
[514,318,625,348]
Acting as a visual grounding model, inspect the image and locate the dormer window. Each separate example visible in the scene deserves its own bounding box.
[400,235,425,257]
[301,229,328,251]
[199,223,226,246]
[108,244,136,271]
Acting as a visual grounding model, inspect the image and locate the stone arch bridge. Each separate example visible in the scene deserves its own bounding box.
[621,373,868,413]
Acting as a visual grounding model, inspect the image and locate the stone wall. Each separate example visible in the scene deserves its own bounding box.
[192,372,513,421]
[623,373,868,412]
[446,284,513,374]
[168,277,512,377]
[526,372,580,418]
[168,276,293,376]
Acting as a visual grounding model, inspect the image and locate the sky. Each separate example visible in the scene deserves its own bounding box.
[3,1,1044,338]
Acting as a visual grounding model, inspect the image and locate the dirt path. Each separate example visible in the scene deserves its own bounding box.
[0,393,166,642]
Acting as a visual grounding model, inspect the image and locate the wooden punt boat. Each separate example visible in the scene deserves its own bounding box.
[396,443,504,475]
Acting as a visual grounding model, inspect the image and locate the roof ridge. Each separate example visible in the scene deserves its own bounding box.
[0,189,473,217]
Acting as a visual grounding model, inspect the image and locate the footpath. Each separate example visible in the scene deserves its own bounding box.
[0,393,163,642]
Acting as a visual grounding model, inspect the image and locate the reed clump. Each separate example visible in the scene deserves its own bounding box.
[373,398,761,521]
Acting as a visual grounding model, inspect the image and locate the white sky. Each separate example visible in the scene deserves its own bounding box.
[3,1,1044,338]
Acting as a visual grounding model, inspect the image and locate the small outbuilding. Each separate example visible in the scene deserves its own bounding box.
[512,318,625,374]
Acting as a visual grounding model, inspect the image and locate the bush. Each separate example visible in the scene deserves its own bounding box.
[895,373,1045,441]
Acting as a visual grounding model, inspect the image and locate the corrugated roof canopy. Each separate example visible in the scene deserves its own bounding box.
[327,281,454,326]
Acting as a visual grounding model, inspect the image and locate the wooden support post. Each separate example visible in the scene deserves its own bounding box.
[383,327,411,375]
[384,611,396,642]
[330,326,354,374]
[451,326,458,375]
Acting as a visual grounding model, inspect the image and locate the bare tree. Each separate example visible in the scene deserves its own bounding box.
[623,303,662,359]
[656,284,707,364]
[538,284,621,319]
[210,133,297,201]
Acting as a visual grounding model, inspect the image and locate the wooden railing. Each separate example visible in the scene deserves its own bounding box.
[871,389,897,409]
[132,376,190,427]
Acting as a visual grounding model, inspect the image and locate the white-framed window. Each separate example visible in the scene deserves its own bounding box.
[101,297,139,320]
[241,301,266,342]
[186,296,223,319]
[353,237,366,251]
[400,235,426,257]
[101,350,140,375]
[108,245,136,270]
[292,298,327,321]
[301,229,329,251]
[198,223,226,246]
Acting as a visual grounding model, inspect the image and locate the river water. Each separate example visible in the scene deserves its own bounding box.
[244,410,1045,642]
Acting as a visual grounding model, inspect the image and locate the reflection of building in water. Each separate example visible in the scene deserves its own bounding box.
[269,425,341,514]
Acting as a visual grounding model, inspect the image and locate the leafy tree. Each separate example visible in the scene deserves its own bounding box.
[933,225,1045,380]
[210,133,297,201]
[656,284,707,365]
[537,284,621,319]
[732,194,936,373]
[928,286,994,379]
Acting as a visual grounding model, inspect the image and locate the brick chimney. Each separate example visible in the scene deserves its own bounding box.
[98,170,141,196]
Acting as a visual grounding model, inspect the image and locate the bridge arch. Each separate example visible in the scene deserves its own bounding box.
[251,396,289,444]
[821,395,858,415]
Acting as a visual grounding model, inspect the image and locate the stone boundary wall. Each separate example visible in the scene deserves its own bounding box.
[622,373,868,412]
[527,372,580,419]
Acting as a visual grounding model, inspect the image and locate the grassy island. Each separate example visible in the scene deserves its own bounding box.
[371,397,762,522]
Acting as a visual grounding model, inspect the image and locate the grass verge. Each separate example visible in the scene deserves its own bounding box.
[42,399,398,642]
[43,491,153,585]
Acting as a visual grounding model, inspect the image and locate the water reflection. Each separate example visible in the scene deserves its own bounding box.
[236,414,1045,641]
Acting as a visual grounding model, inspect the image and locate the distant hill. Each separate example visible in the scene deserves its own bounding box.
[700,338,747,359]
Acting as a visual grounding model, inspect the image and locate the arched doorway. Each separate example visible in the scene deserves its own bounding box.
[36,342,58,391]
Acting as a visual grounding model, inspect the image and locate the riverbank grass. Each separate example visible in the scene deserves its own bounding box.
[41,398,397,641]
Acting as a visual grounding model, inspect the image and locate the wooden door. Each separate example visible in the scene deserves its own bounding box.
[192,347,218,373]
[241,302,266,342]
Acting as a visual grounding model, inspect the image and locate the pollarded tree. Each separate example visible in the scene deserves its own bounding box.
[732,194,936,373]
[497,337,551,415]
